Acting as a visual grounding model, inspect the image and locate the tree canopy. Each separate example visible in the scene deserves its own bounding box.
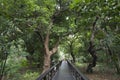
[0,0,120,80]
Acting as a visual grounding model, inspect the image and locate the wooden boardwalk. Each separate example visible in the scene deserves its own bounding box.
[52,61,75,80]
[36,60,89,80]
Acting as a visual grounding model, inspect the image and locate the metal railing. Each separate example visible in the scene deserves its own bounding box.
[36,61,61,80]
[67,61,89,80]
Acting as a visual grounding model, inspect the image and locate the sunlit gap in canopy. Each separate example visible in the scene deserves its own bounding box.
[58,46,65,60]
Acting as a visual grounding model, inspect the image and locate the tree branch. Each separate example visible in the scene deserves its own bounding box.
[35,30,44,43]
[50,38,60,55]
[44,31,50,55]
[91,16,99,42]
[95,48,102,51]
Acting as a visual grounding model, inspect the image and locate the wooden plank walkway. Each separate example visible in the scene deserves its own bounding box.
[52,61,75,80]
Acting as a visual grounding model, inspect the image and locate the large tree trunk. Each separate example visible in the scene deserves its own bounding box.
[42,22,60,73]
[86,17,99,73]
[43,54,51,73]
[42,37,59,73]
[36,21,60,73]
[86,41,97,73]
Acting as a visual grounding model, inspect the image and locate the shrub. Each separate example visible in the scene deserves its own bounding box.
[23,72,39,80]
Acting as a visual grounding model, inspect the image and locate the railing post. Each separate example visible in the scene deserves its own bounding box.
[67,60,89,80]
[36,61,61,80]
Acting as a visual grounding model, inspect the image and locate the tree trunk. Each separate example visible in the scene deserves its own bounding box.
[86,16,99,73]
[42,24,60,73]
[86,41,97,73]
[42,54,51,73]
[69,42,75,63]
[42,40,59,73]
[114,61,120,74]
[71,52,75,63]
[86,54,97,73]
[0,75,2,80]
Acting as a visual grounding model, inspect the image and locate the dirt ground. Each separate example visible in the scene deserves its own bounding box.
[85,72,120,80]
[78,66,120,80]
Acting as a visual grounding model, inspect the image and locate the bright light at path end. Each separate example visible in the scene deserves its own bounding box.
[59,51,65,60]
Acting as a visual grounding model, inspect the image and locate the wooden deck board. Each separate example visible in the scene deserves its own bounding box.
[52,61,75,80]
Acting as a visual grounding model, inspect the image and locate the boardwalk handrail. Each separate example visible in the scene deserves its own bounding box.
[36,61,61,80]
[67,60,89,80]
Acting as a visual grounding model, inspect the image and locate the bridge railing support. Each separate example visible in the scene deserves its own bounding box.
[67,60,89,80]
[36,61,61,80]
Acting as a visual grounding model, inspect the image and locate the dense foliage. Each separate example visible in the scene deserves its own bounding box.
[0,0,120,80]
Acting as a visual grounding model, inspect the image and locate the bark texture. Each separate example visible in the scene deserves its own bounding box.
[86,17,99,73]
[42,22,60,73]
